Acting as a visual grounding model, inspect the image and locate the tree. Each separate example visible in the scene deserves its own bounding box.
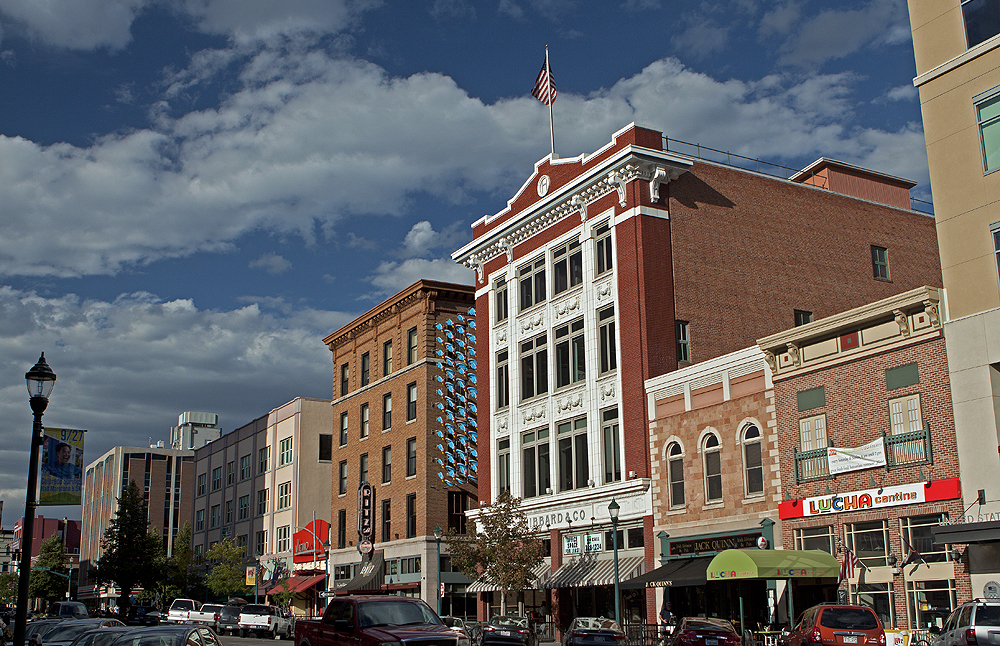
[269,574,295,612]
[160,522,202,605]
[447,490,545,614]
[29,534,70,603]
[0,571,18,605]
[92,480,165,620]
[205,538,251,600]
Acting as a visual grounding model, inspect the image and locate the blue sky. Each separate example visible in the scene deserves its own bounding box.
[0,0,928,524]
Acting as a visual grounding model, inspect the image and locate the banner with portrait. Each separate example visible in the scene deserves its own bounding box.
[40,427,86,506]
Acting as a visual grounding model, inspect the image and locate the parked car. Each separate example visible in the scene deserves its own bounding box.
[66,627,134,646]
[108,625,222,646]
[25,619,67,644]
[46,603,90,620]
[238,604,292,639]
[562,617,625,646]
[785,605,885,646]
[670,617,741,646]
[186,604,223,628]
[930,599,1000,646]
[126,607,161,627]
[216,606,241,636]
[37,619,125,646]
[440,617,472,646]
[295,596,459,646]
[164,600,199,625]
[482,616,537,646]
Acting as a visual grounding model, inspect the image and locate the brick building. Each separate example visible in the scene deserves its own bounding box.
[761,286,966,630]
[450,122,943,627]
[323,280,477,616]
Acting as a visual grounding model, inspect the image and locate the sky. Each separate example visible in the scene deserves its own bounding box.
[0,0,930,526]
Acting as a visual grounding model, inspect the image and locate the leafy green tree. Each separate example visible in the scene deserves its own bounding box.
[29,534,70,603]
[205,538,251,600]
[0,571,19,605]
[92,480,166,620]
[447,490,545,614]
[269,572,295,611]
[160,522,202,604]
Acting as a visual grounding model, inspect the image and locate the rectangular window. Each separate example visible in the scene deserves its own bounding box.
[794,526,835,554]
[361,352,370,387]
[337,510,347,549]
[794,310,813,326]
[227,461,235,486]
[212,467,222,491]
[210,505,220,528]
[240,455,251,480]
[901,513,950,563]
[872,245,890,280]
[340,412,349,446]
[963,0,1000,50]
[360,453,369,484]
[495,278,509,323]
[520,333,548,400]
[798,413,830,480]
[602,408,621,484]
[338,460,347,495]
[599,307,617,373]
[277,481,291,510]
[383,340,393,376]
[195,509,205,531]
[278,437,292,466]
[553,239,583,294]
[238,495,249,521]
[555,318,586,388]
[497,438,511,494]
[558,417,589,492]
[407,327,418,365]
[448,491,469,534]
[496,350,510,409]
[381,499,391,542]
[360,403,370,439]
[407,382,417,421]
[382,445,392,483]
[889,394,923,435]
[258,446,269,474]
[256,489,268,516]
[846,520,890,567]
[276,525,290,553]
[994,222,1000,288]
[522,427,551,498]
[255,530,267,557]
[340,363,349,396]
[676,320,690,363]
[382,393,392,429]
[319,434,333,461]
[225,500,233,524]
[406,493,417,538]
[906,579,956,632]
[518,256,546,311]
[197,473,206,496]
[406,437,417,477]
[595,222,613,276]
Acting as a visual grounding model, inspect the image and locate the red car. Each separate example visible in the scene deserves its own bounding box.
[671,618,741,646]
[785,605,885,646]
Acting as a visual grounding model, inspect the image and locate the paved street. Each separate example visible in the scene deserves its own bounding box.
[219,634,292,645]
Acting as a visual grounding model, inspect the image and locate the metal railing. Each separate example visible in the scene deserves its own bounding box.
[794,424,933,483]
[793,447,831,483]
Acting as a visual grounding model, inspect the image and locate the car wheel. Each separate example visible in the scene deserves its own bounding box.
[239,629,246,638]
[273,625,279,640]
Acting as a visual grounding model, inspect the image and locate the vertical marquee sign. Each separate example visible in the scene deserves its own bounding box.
[357,481,374,555]
[433,309,478,486]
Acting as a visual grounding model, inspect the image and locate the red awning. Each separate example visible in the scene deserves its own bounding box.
[267,574,326,595]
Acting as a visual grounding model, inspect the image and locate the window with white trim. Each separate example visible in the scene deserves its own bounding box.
[258,446,269,473]
[497,438,511,494]
[279,437,292,466]
[256,489,268,516]
[255,530,267,557]
[553,239,582,294]
[407,327,418,364]
[495,278,509,323]
[846,519,890,567]
[210,505,220,528]
[276,525,290,553]
[225,500,233,524]
[382,393,392,429]
[557,417,589,492]
[667,442,684,508]
[238,495,249,521]
[360,403,369,439]
[522,427,551,498]
[702,433,722,503]
[889,394,922,435]
[872,245,890,280]
[383,340,393,376]
[338,460,347,495]
[277,481,291,510]
[360,453,369,484]
[595,222,613,276]
[406,437,417,477]
[676,320,690,362]
[496,350,510,409]
[799,413,828,480]
[555,318,585,388]
[360,351,370,387]
[195,509,205,531]
[742,424,764,496]
[520,333,548,400]
[340,412,349,446]
[964,0,1000,50]
[518,257,546,311]
[598,307,617,374]
[602,408,621,484]
[793,525,834,553]
[406,382,417,421]
[993,222,1000,289]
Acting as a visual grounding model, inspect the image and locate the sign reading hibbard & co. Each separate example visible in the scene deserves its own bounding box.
[670,532,762,556]
[357,481,374,541]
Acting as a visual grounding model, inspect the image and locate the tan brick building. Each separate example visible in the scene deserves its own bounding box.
[323,280,477,617]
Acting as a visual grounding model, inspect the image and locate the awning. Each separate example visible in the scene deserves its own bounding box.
[467,562,550,593]
[337,551,385,594]
[267,574,326,596]
[621,556,713,589]
[542,556,644,589]
[705,549,840,581]
[932,520,1000,545]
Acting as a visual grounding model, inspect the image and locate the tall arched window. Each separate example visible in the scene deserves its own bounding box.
[667,442,684,508]
[742,424,764,496]
[703,434,722,503]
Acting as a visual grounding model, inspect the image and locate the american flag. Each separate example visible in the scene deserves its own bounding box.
[531,58,557,105]
[839,548,861,584]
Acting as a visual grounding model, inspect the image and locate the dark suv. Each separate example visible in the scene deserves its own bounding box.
[217,605,242,636]
[295,596,458,646]
[930,600,1000,646]
[785,605,885,646]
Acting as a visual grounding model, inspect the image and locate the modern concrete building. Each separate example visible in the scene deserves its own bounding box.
[323,280,478,618]
[906,0,1000,598]
[190,397,332,616]
[452,123,943,627]
[171,412,222,451]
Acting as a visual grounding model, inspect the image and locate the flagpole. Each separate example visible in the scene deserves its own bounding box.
[546,45,555,157]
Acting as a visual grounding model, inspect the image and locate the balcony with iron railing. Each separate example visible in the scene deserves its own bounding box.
[793,423,933,484]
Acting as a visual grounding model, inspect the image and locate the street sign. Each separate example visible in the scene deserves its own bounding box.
[440,582,445,598]
[319,591,338,598]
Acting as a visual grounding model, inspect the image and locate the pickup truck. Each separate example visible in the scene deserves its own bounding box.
[166,599,200,624]
[239,604,293,639]
[188,603,224,628]
[295,596,460,646]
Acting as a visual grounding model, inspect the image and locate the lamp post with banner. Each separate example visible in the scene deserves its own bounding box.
[609,498,621,626]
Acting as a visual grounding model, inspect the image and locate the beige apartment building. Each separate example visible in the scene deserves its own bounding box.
[906,0,1000,598]
[323,279,477,619]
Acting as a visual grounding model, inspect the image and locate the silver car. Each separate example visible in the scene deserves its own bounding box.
[930,600,1000,646]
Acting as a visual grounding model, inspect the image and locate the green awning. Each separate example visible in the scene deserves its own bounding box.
[705,549,840,581]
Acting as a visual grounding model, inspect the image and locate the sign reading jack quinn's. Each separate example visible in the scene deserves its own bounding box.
[778,477,961,520]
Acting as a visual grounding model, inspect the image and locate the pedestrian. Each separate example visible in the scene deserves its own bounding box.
[659,603,673,641]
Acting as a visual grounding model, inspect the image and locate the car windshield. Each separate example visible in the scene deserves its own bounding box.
[820,609,879,630]
[491,617,528,628]
[170,601,194,611]
[26,622,62,638]
[358,601,440,627]
[572,618,622,631]
[976,606,1000,626]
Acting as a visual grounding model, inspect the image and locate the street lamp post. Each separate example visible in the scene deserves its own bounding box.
[433,525,443,616]
[608,499,621,626]
[14,353,57,646]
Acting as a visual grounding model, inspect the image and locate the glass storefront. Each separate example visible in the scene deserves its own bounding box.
[906,579,956,630]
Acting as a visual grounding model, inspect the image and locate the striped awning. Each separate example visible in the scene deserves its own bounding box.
[467,562,551,593]
[542,556,644,589]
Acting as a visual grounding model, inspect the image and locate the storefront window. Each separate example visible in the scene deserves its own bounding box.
[794,526,835,553]
[846,520,889,567]
[907,580,956,630]
[852,582,894,628]
[901,514,949,562]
